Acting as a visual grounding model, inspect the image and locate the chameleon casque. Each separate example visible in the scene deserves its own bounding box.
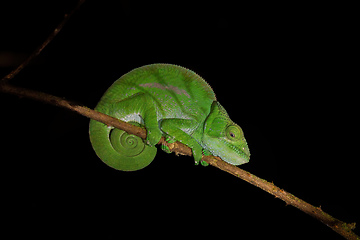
[89,64,250,171]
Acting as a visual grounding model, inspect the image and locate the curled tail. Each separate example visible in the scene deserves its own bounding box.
[89,119,157,171]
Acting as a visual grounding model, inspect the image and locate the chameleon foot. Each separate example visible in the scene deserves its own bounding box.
[161,136,176,154]
[197,149,211,166]
[200,160,209,166]
[161,144,171,154]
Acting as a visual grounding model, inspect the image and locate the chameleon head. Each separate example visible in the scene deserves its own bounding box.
[202,101,250,165]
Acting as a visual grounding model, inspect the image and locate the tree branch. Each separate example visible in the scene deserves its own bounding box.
[1,82,358,240]
[0,2,358,239]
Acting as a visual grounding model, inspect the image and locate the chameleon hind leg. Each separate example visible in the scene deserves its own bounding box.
[110,93,163,146]
[160,118,204,165]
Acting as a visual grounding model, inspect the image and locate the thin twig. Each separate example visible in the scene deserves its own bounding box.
[0,0,85,85]
[0,2,358,239]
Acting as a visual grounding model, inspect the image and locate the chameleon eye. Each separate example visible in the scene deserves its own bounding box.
[226,125,242,140]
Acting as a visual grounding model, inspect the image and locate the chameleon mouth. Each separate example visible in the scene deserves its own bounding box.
[219,140,250,165]
[202,137,250,166]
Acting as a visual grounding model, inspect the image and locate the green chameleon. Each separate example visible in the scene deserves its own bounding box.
[89,64,250,171]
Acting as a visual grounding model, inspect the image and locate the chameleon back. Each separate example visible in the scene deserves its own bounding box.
[96,64,216,120]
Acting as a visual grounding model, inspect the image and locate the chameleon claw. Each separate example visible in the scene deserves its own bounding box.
[161,144,171,154]
[200,160,209,167]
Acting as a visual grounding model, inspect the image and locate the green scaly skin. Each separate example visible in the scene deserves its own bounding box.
[89,64,250,171]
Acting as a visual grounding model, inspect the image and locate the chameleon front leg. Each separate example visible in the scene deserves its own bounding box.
[160,118,204,165]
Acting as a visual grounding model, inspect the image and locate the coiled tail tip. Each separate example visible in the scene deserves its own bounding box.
[89,119,157,171]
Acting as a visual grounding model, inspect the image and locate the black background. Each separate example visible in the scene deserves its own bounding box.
[0,1,358,239]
